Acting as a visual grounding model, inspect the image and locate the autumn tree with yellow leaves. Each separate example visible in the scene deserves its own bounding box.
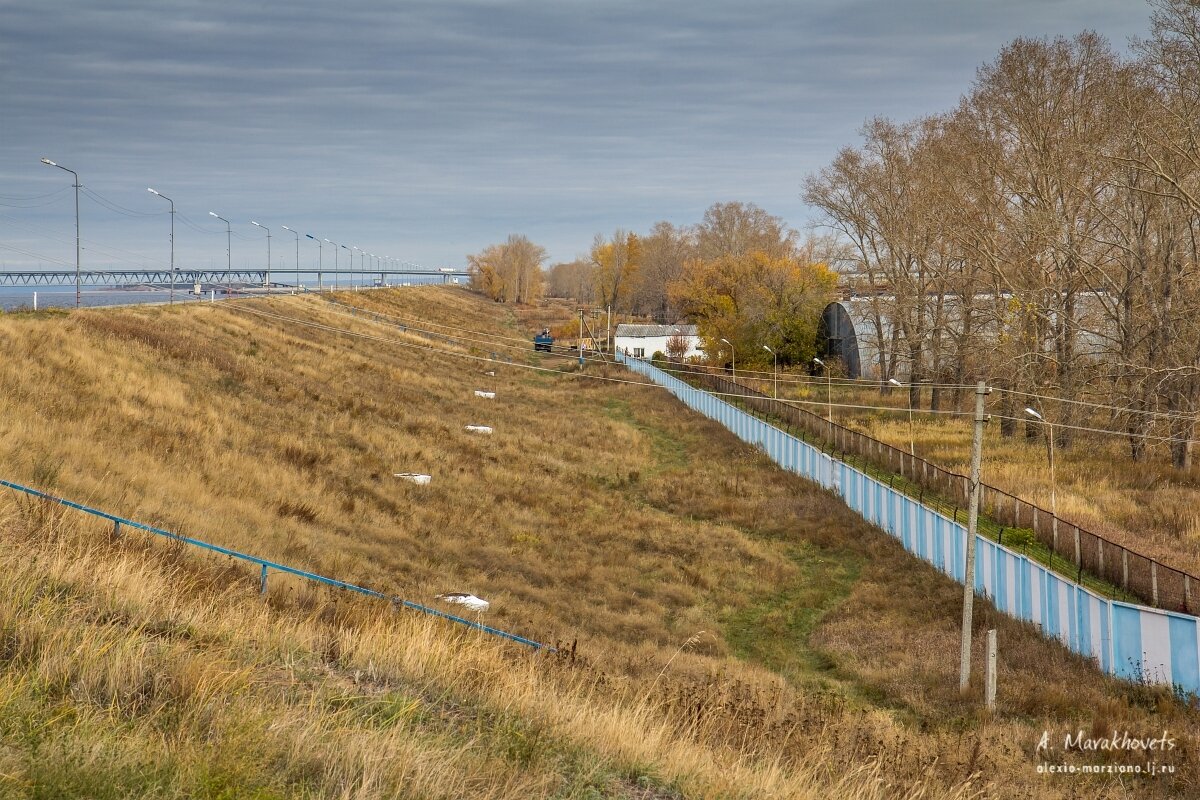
[669,250,836,368]
[467,234,547,304]
[591,230,641,312]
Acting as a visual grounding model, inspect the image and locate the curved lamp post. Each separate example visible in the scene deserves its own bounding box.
[306,234,323,290]
[763,345,777,399]
[147,188,175,303]
[40,158,81,308]
[324,238,338,290]
[813,357,832,424]
[281,225,300,287]
[250,221,271,290]
[209,212,231,297]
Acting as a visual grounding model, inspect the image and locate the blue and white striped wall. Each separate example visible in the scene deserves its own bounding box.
[618,354,1200,694]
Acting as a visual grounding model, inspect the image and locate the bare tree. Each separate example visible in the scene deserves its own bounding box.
[467,234,547,304]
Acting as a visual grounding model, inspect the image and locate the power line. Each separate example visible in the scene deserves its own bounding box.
[79,186,164,218]
[0,186,71,201]
[221,301,663,390]
[0,241,74,268]
[314,296,1198,430]
[0,186,71,208]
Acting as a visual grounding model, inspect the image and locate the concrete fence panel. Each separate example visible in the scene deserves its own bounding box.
[618,354,1200,696]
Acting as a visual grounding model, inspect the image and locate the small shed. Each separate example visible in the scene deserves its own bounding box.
[614,323,702,359]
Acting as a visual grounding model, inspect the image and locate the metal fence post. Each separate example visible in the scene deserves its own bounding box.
[1152,561,1159,607]
[260,564,268,595]
[1122,549,1129,592]
[112,520,120,538]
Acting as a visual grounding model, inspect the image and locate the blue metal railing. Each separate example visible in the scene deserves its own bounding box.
[0,478,550,651]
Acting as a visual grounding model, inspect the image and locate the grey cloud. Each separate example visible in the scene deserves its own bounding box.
[0,0,1151,271]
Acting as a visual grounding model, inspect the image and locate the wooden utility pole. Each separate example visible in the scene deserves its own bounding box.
[960,381,990,693]
[578,308,585,366]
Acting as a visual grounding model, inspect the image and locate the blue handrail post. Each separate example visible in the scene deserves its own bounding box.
[112,520,120,538]
[260,564,268,595]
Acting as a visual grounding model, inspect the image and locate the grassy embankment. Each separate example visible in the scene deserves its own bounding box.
[660,365,1135,603]
[0,288,1195,798]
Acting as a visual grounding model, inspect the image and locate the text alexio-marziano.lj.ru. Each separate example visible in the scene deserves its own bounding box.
[1036,730,1178,777]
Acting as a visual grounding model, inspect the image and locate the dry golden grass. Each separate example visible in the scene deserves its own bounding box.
[0,288,1195,797]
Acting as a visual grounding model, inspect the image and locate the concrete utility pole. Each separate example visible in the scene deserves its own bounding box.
[960,380,990,693]
[985,628,998,710]
[607,305,612,353]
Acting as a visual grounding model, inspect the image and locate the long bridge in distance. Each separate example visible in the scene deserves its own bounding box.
[0,268,470,287]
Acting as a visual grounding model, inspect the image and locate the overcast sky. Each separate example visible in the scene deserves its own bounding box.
[0,0,1153,275]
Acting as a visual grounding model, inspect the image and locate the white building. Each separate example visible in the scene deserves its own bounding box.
[614,323,703,359]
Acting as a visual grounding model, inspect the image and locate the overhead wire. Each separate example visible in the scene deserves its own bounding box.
[220,301,663,390]
[0,186,71,201]
[0,186,71,208]
[0,241,75,267]
[318,294,1200,428]
[79,187,164,218]
[280,294,617,368]
[0,212,170,271]
[221,296,988,419]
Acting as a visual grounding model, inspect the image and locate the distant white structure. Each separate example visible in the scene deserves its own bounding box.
[614,323,702,360]
[394,473,431,485]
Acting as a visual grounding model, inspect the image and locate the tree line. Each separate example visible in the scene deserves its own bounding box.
[804,0,1200,468]
[468,203,836,367]
[545,203,836,367]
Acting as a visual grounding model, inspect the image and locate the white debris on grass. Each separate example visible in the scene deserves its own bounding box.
[464,425,493,434]
[394,473,432,485]
[435,593,490,613]
[474,390,496,399]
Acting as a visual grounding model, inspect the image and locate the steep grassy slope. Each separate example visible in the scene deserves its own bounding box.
[0,288,1195,798]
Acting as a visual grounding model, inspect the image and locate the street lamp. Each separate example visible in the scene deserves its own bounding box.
[889,377,916,456]
[719,338,735,380]
[281,225,300,286]
[250,221,271,291]
[41,158,81,308]
[1025,407,1058,552]
[209,212,231,298]
[352,246,363,288]
[813,357,832,424]
[306,234,323,291]
[763,345,777,399]
[341,244,351,289]
[147,188,176,304]
[324,239,338,290]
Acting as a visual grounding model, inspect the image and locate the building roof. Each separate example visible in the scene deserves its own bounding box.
[614,324,697,338]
